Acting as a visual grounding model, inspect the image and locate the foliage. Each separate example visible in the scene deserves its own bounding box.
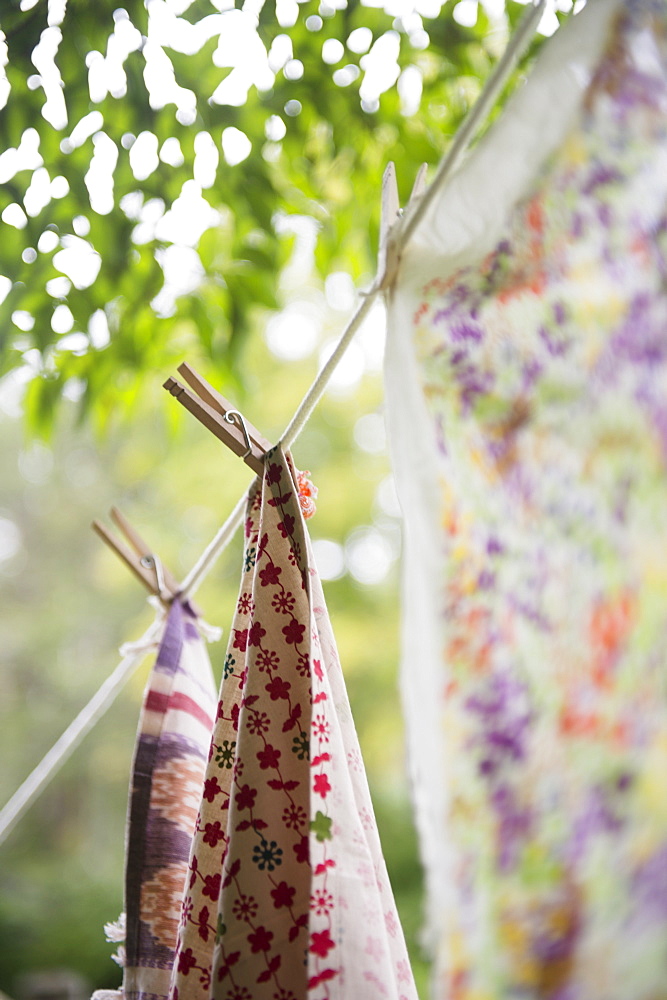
[0,0,557,432]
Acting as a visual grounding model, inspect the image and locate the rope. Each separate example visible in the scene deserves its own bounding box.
[179,491,248,598]
[279,291,376,449]
[0,0,548,841]
[0,610,166,847]
[398,0,547,250]
[178,0,545,598]
[179,292,377,598]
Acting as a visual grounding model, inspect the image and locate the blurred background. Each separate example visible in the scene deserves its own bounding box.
[0,1,576,996]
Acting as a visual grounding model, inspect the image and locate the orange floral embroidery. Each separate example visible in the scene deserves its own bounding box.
[151,757,208,830]
[590,590,635,687]
[141,862,189,948]
[296,469,318,520]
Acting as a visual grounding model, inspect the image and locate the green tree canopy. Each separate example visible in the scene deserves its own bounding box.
[0,0,561,433]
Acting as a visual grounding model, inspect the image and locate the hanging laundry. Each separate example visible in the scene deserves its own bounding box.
[122,598,218,1000]
[170,446,417,1000]
[385,1,667,997]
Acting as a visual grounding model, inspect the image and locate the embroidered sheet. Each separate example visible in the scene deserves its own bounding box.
[386,1,667,996]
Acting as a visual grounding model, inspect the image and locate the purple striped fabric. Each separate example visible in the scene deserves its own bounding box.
[123,598,217,1000]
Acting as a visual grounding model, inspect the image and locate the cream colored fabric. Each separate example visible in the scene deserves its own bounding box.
[171,447,417,1000]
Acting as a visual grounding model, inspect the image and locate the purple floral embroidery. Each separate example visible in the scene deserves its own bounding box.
[403,4,667,998]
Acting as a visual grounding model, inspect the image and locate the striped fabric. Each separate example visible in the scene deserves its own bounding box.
[124,598,217,1000]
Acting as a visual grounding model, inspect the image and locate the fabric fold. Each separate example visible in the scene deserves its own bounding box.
[171,445,417,1000]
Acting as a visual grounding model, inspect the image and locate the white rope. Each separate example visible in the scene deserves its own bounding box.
[0,609,166,847]
[179,491,248,598]
[279,291,376,449]
[0,0,547,841]
[398,0,547,250]
[178,0,545,599]
[179,291,377,599]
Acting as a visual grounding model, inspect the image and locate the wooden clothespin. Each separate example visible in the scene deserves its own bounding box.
[374,160,428,293]
[163,363,271,476]
[92,507,181,603]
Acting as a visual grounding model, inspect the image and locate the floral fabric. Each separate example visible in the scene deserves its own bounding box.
[170,445,417,1000]
[124,599,217,1000]
[386,2,667,998]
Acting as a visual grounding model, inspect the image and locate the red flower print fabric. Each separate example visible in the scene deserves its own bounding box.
[124,598,218,1000]
[170,445,417,1000]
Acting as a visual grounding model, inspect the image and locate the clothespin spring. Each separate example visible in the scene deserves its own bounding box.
[139,554,166,599]
[224,409,252,461]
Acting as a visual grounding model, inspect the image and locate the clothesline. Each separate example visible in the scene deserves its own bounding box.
[180,0,546,600]
[179,291,378,596]
[0,0,546,848]
[0,614,167,846]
